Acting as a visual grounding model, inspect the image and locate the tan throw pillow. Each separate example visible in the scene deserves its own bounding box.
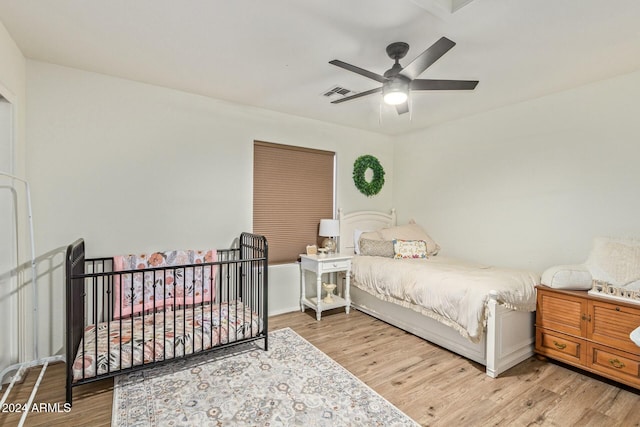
[377,222,440,256]
[359,230,382,241]
[359,238,395,258]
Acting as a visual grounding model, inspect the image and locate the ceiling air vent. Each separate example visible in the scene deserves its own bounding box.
[322,85,355,98]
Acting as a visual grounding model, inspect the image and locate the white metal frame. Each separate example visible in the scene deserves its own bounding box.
[0,172,64,426]
[338,208,535,377]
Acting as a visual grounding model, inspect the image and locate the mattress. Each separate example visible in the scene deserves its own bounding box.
[351,255,539,342]
[72,300,262,381]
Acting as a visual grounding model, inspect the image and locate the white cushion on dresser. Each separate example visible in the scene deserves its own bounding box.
[586,236,640,286]
[632,326,640,347]
[541,264,592,290]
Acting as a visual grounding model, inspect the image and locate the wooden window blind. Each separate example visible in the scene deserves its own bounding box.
[253,141,335,264]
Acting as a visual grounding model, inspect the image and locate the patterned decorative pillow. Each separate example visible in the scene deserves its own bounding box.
[393,239,428,259]
[359,238,395,258]
[113,249,217,319]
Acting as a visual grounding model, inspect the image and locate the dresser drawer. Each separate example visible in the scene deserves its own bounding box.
[588,300,640,356]
[587,343,640,388]
[319,259,351,273]
[536,288,587,337]
[536,328,586,365]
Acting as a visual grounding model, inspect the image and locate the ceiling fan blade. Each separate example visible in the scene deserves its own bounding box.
[331,87,383,104]
[411,79,478,90]
[395,102,409,115]
[329,60,388,84]
[400,37,456,80]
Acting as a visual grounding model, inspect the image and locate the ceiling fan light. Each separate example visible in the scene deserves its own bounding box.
[382,77,409,105]
[383,90,408,105]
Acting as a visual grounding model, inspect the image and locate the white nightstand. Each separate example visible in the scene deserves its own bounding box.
[300,253,352,320]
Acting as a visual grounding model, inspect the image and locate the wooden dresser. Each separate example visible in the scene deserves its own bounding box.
[535,285,640,390]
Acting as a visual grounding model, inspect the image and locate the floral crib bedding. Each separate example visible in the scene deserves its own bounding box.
[72,300,262,382]
[112,249,218,319]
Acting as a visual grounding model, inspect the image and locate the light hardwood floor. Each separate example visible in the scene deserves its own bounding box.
[2,309,639,426]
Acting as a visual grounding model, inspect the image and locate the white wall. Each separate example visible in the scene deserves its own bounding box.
[0,20,27,379]
[25,60,394,352]
[393,70,640,272]
[23,55,640,361]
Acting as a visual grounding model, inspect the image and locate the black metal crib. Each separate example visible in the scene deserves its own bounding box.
[65,233,268,405]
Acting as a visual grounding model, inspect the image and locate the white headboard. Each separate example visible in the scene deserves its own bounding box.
[338,208,397,254]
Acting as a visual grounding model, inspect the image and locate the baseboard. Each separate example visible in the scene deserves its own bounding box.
[268,306,300,317]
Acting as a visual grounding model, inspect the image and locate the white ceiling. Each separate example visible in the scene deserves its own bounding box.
[1,0,639,135]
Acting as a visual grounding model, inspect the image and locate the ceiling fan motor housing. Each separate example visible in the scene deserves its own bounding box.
[386,42,410,61]
[384,42,410,78]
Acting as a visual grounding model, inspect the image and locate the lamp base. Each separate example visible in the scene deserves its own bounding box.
[321,237,336,254]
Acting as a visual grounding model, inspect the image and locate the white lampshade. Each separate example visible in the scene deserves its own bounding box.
[319,219,340,237]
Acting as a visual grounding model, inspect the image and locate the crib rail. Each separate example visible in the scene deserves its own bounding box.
[65,233,268,405]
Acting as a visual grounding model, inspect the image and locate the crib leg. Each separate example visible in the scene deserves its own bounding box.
[66,382,72,406]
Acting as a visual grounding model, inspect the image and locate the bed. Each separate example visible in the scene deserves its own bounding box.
[65,232,268,405]
[339,209,539,377]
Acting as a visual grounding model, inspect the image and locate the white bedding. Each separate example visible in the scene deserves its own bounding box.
[351,255,539,343]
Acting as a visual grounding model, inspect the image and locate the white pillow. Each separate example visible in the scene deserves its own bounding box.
[586,237,640,286]
[541,264,592,290]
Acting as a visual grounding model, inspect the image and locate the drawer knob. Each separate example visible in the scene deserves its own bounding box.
[609,358,625,369]
[552,341,567,350]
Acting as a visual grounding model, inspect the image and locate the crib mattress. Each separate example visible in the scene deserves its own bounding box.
[72,300,262,382]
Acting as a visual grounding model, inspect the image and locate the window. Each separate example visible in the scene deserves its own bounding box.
[253,141,335,264]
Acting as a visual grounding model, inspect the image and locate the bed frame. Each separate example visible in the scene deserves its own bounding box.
[339,209,535,377]
[65,232,268,405]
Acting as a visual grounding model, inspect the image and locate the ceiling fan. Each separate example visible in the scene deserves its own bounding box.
[329,37,478,115]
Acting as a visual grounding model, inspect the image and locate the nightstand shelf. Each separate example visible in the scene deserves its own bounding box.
[300,253,352,320]
[306,295,348,311]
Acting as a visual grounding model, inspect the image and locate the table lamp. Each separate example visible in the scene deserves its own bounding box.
[319,219,340,254]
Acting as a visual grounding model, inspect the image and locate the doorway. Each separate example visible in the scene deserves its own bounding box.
[0,91,17,380]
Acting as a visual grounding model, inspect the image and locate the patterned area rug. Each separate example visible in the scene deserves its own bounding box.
[112,328,418,426]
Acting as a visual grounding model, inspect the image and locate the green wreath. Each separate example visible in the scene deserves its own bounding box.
[353,155,385,197]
